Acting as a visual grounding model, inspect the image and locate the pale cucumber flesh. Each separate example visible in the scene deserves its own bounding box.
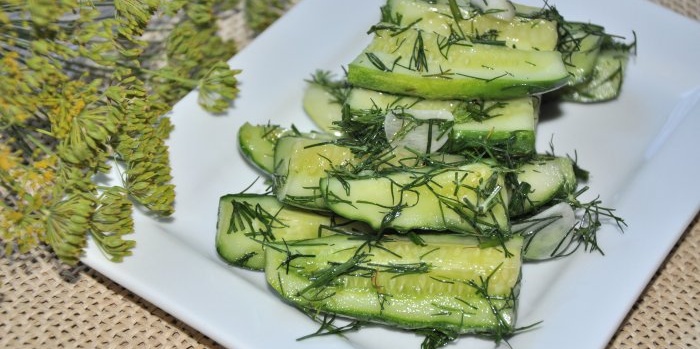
[348,28,569,100]
[385,0,559,51]
[216,193,371,270]
[265,234,523,334]
[509,156,576,217]
[329,86,538,155]
[321,162,510,235]
[302,83,343,135]
[273,136,357,210]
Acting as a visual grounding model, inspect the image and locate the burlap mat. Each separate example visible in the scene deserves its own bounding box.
[1,1,698,348]
[650,0,700,19]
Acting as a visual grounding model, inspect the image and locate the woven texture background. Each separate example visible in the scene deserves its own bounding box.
[1,1,698,348]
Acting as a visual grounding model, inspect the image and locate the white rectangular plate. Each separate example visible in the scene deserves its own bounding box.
[84,1,700,348]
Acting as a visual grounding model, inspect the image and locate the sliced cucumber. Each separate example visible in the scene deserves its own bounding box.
[510,3,543,18]
[347,27,569,100]
[273,136,358,210]
[216,194,346,270]
[509,156,577,217]
[558,41,632,103]
[321,161,510,236]
[265,233,523,335]
[377,146,471,170]
[513,202,576,261]
[559,22,606,86]
[302,83,344,135]
[385,0,558,51]
[346,88,538,156]
[238,122,292,174]
[444,97,537,156]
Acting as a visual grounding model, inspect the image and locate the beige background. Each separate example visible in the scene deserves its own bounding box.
[1,1,698,348]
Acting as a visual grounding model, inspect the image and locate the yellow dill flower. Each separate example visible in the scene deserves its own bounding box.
[48,81,90,139]
[34,155,58,183]
[2,51,21,77]
[0,143,19,172]
[33,154,57,170]
[0,202,44,255]
[0,146,31,178]
[4,209,23,224]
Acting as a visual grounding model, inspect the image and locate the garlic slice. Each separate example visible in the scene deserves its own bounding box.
[384,109,453,154]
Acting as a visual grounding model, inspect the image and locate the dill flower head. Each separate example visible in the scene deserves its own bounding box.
[198,62,241,113]
[0,0,296,264]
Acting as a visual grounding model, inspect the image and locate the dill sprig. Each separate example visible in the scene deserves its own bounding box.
[228,199,283,243]
[415,328,459,349]
[298,312,367,341]
[565,186,627,255]
[0,0,288,264]
[464,265,518,341]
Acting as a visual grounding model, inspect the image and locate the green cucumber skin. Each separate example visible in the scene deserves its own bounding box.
[347,28,569,100]
[348,63,569,100]
[265,234,523,334]
[444,129,535,156]
[238,122,290,175]
[215,194,270,270]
